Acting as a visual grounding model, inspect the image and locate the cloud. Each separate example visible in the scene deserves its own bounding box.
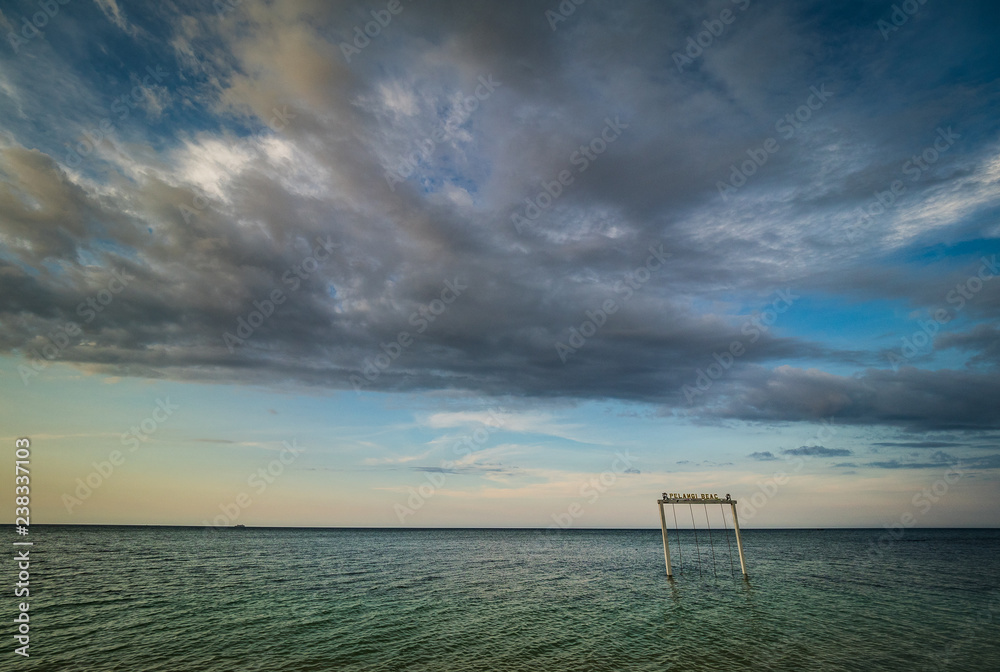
[709,366,1000,430]
[0,0,999,441]
[971,454,1000,469]
[411,466,457,474]
[929,450,956,464]
[411,463,520,476]
[748,451,779,461]
[862,450,1000,470]
[363,448,434,466]
[782,445,852,457]
[422,410,510,430]
[935,324,1000,367]
[872,441,963,449]
[867,460,951,470]
[94,0,140,37]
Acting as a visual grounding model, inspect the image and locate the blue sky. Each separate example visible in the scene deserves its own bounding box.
[1,0,999,527]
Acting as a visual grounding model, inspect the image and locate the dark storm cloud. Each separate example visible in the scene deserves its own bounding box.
[1,0,1000,432]
[709,365,1000,430]
[935,324,1000,367]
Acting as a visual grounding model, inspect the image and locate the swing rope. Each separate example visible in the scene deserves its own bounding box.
[688,504,702,578]
[721,505,736,578]
[703,504,718,579]
[671,501,683,575]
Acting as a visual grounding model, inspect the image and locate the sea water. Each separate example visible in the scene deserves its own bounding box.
[19,527,1000,671]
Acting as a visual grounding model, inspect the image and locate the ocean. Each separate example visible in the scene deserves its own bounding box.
[18,527,1000,671]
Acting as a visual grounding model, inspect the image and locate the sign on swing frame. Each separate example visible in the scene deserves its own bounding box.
[656,493,748,579]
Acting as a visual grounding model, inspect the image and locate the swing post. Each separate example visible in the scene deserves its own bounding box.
[657,499,673,578]
[657,493,748,580]
[730,501,748,579]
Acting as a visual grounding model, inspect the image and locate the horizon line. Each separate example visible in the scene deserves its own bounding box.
[11,523,1000,530]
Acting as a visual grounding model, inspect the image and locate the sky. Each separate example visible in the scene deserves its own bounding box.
[1,0,999,528]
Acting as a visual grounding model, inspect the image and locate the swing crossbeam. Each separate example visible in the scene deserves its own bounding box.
[656,494,748,579]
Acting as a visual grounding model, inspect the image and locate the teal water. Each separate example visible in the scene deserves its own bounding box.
[19,527,1000,671]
